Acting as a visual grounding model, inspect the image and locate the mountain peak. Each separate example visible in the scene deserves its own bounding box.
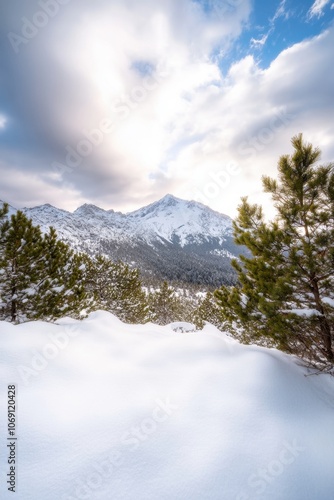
[160,193,179,202]
[74,203,107,215]
[141,194,184,209]
[7,195,241,287]
[25,203,69,215]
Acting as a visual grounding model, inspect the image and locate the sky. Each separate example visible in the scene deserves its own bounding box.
[0,0,334,217]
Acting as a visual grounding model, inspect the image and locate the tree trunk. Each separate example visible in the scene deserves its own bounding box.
[311,278,333,361]
[318,314,333,361]
[11,289,17,323]
[11,258,17,323]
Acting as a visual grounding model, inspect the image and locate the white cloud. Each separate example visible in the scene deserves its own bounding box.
[1,0,252,213]
[308,0,330,18]
[250,32,269,48]
[271,0,288,22]
[250,1,288,55]
[160,29,334,217]
[1,0,334,219]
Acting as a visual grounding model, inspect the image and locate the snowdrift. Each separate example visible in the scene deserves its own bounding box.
[1,311,334,499]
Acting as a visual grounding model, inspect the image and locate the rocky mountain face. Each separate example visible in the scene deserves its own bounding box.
[3,195,245,287]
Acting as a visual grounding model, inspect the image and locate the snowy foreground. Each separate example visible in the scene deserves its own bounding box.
[1,312,334,500]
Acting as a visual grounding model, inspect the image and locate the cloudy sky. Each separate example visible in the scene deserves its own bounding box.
[1,0,334,217]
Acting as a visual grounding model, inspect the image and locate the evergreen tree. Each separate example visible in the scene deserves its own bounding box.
[215,134,334,368]
[0,211,87,322]
[0,203,10,305]
[0,211,45,322]
[0,203,9,260]
[148,281,184,325]
[34,227,87,319]
[85,255,149,323]
[193,292,227,330]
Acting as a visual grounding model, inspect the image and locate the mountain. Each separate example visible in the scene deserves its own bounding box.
[2,195,245,287]
[128,194,232,246]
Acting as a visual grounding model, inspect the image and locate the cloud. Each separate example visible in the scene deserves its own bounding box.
[250,32,269,48]
[271,0,288,23]
[250,1,289,54]
[0,0,252,212]
[165,29,334,216]
[308,0,331,18]
[0,0,333,218]
[249,1,289,55]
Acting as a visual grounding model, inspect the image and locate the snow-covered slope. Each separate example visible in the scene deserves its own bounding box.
[20,195,233,248]
[1,196,243,286]
[1,311,334,499]
[21,202,132,252]
[128,194,232,246]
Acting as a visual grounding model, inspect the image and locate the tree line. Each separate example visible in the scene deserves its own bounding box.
[1,134,333,370]
[0,206,220,327]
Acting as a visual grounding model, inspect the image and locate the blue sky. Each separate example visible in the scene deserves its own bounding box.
[232,0,334,68]
[0,0,334,216]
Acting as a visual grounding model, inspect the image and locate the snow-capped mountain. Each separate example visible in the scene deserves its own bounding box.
[128,195,233,247]
[2,195,245,286]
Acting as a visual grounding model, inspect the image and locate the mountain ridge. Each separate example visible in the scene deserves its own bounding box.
[1,195,243,287]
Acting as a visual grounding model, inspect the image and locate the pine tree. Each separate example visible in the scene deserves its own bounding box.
[193,292,227,330]
[0,202,9,259]
[84,255,149,323]
[0,211,45,322]
[148,281,184,325]
[215,134,334,368]
[0,211,88,322]
[0,204,10,301]
[34,227,87,320]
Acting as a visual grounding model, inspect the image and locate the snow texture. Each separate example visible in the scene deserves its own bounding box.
[1,311,334,499]
[1,195,233,252]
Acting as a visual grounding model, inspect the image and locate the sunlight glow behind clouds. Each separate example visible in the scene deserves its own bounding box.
[0,0,333,218]
[0,115,7,129]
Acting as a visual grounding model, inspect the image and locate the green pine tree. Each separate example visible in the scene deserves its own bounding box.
[0,202,9,259]
[148,281,184,325]
[0,203,10,301]
[215,134,334,368]
[0,211,45,322]
[193,291,227,330]
[33,227,88,320]
[0,211,88,322]
[84,255,149,323]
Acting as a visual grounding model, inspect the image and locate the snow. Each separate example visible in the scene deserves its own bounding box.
[286,308,321,317]
[1,311,334,499]
[210,248,235,259]
[128,194,233,247]
[2,195,234,253]
[323,297,334,307]
[168,321,197,332]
